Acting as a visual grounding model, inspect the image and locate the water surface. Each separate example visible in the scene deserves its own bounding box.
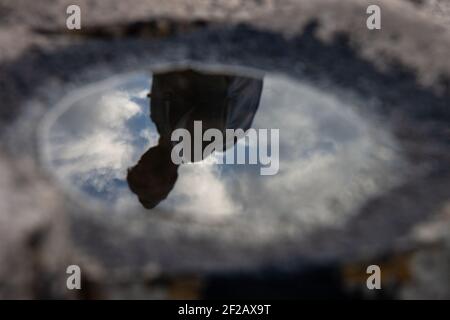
[40,66,406,236]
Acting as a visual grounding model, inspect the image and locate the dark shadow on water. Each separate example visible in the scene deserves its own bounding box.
[127,69,262,209]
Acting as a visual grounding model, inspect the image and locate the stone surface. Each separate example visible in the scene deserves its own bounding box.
[0,153,70,298]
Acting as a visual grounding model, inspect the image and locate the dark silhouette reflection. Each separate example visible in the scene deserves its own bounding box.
[127,69,263,209]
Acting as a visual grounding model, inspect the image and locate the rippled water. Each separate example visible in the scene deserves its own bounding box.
[40,66,406,232]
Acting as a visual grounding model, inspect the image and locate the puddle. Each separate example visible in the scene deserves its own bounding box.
[40,65,406,231]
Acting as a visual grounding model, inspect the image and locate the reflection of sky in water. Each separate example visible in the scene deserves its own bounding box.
[43,71,405,230]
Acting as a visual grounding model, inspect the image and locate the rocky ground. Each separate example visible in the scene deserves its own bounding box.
[0,0,449,299]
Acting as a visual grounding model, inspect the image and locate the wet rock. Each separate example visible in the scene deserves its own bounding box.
[0,153,70,299]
